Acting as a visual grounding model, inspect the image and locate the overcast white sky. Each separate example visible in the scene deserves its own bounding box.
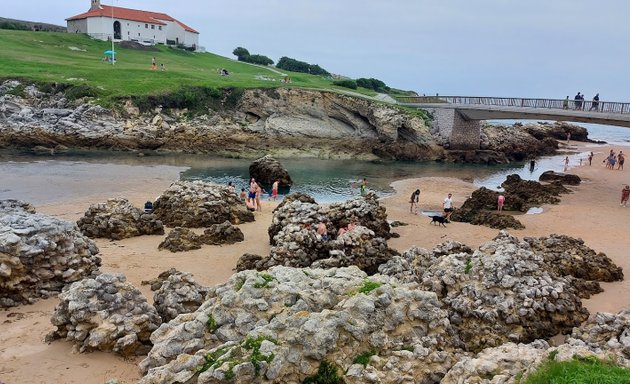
[5,0,630,100]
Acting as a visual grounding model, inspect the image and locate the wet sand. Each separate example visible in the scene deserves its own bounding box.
[1,143,629,383]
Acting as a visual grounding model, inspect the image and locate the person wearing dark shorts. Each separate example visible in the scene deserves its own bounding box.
[443,193,454,221]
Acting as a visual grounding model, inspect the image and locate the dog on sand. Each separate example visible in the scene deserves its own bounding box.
[430,215,447,227]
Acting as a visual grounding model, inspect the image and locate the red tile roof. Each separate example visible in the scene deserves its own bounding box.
[66,5,199,34]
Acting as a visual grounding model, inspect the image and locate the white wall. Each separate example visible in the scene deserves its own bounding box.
[67,19,87,34]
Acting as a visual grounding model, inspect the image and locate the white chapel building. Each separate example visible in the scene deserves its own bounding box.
[66,0,199,50]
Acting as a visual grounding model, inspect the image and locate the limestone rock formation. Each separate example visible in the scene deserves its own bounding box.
[152,181,254,227]
[149,269,210,323]
[244,194,396,273]
[48,273,161,356]
[441,341,549,384]
[273,192,316,211]
[539,170,582,185]
[481,123,558,161]
[158,227,203,253]
[523,121,590,142]
[0,200,101,308]
[524,234,623,297]
[0,81,443,161]
[379,232,610,352]
[326,193,392,239]
[77,198,164,240]
[201,221,244,245]
[452,174,572,229]
[566,310,630,365]
[139,266,458,384]
[248,155,292,187]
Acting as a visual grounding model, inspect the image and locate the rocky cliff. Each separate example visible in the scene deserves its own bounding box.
[0,80,585,162]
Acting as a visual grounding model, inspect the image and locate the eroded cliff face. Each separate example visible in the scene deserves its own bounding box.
[0,81,585,162]
[0,82,443,160]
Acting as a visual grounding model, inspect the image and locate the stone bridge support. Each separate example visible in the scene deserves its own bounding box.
[425,108,481,150]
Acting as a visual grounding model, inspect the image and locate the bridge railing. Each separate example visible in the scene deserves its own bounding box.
[395,96,630,115]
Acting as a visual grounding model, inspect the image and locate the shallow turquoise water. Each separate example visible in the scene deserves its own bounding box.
[0,148,592,205]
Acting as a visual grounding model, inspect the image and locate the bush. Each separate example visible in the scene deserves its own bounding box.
[356,78,389,93]
[276,56,330,76]
[0,21,30,31]
[232,47,274,66]
[333,79,357,89]
[64,84,97,100]
[129,86,241,113]
[247,54,274,66]
[303,361,345,384]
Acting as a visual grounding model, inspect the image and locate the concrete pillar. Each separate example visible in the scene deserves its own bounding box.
[428,108,481,150]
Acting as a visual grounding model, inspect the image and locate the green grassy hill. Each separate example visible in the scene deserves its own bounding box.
[0,29,376,103]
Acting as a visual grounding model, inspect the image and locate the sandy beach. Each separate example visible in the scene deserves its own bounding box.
[1,143,629,384]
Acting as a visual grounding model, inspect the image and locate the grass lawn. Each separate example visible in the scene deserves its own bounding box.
[0,29,377,103]
[522,356,630,384]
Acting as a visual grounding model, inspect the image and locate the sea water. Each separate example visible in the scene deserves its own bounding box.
[0,148,587,205]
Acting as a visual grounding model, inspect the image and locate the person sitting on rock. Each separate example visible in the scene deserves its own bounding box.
[239,188,247,201]
[143,201,153,213]
[317,222,328,241]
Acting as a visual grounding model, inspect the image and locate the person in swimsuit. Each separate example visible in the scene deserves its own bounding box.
[497,194,505,212]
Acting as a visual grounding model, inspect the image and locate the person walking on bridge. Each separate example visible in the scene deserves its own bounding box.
[590,93,600,111]
[574,92,582,110]
[562,96,569,110]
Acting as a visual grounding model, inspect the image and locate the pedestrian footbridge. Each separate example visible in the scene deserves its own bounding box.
[395,96,630,149]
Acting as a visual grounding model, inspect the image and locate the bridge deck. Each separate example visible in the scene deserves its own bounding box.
[397,96,630,128]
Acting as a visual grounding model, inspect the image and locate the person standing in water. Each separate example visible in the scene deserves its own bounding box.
[360,178,367,196]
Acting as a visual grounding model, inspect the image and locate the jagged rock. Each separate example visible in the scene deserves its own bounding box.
[247,195,397,273]
[0,200,101,308]
[159,227,203,253]
[566,310,630,365]
[149,269,210,323]
[452,174,572,229]
[152,181,254,227]
[249,155,293,187]
[481,123,558,161]
[235,253,264,271]
[523,121,590,142]
[273,192,316,211]
[380,232,597,352]
[317,226,399,275]
[201,221,244,245]
[442,341,549,384]
[326,193,391,239]
[502,174,570,205]
[139,266,459,384]
[267,199,327,245]
[525,234,623,297]
[0,199,35,213]
[77,198,164,240]
[539,170,582,185]
[48,273,161,356]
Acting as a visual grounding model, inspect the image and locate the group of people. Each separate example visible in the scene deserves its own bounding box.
[150,57,166,71]
[409,189,456,221]
[604,149,625,170]
[233,178,280,212]
[565,92,599,111]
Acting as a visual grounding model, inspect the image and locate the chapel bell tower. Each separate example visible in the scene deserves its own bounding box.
[91,0,101,10]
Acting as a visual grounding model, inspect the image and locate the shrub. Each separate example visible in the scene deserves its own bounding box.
[0,21,30,31]
[206,314,218,332]
[129,86,240,113]
[356,78,389,93]
[333,80,357,90]
[357,280,382,294]
[276,56,330,76]
[303,361,345,384]
[353,350,376,366]
[64,84,97,100]
[232,47,274,66]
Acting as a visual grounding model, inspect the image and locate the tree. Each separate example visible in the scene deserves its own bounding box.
[247,54,274,66]
[276,57,330,76]
[232,47,250,61]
